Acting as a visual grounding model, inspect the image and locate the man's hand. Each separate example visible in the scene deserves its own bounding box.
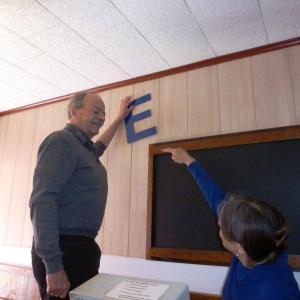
[46,269,70,298]
[162,147,195,166]
[116,96,133,121]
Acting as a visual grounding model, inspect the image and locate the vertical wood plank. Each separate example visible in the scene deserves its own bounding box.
[288,45,300,124]
[129,79,159,258]
[22,104,54,247]
[0,113,22,244]
[159,73,188,141]
[103,86,133,256]
[187,66,220,138]
[218,57,256,133]
[252,49,296,129]
[5,109,37,246]
[51,100,69,131]
[0,115,9,179]
[94,90,111,250]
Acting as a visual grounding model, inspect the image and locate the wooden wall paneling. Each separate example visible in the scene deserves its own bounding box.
[22,104,54,247]
[128,79,159,258]
[5,109,37,246]
[288,45,300,124]
[218,57,256,134]
[51,99,69,131]
[103,86,133,256]
[159,73,188,141]
[0,113,22,244]
[0,116,9,179]
[187,66,220,138]
[94,90,111,250]
[252,49,296,129]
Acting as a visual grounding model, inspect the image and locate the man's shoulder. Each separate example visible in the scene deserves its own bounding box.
[43,128,76,144]
[44,128,74,141]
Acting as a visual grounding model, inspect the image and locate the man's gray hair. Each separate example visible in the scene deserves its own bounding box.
[67,92,88,119]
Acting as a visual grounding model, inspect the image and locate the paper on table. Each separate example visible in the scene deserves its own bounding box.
[105,279,170,300]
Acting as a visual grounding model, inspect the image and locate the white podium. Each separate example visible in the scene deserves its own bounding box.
[69,273,190,300]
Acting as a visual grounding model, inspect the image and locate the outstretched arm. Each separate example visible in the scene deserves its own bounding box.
[162,147,225,215]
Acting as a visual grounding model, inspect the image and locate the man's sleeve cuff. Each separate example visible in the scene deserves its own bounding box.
[44,255,63,274]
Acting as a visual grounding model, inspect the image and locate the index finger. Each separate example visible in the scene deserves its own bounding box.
[161,148,174,154]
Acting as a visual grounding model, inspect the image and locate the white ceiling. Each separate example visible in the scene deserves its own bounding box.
[0,0,300,113]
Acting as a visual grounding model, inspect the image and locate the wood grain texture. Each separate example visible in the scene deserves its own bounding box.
[50,99,69,132]
[94,90,111,250]
[218,57,256,133]
[187,66,220,138]
[128,79,159,258]
[103,86,133,256]
[0,113,22,244]
[5,110,37,246]
[252,49,296,129]
[0,45,298,265]
[0,115,9,185]
[159,73,188,141]
[21,104,54,247]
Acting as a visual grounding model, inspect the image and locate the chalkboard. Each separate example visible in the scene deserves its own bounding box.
[147,125,300,268]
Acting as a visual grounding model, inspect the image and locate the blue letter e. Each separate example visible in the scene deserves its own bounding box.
[125,93,157,143]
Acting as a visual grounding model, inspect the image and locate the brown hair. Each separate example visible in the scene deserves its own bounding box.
[218,193,288,265]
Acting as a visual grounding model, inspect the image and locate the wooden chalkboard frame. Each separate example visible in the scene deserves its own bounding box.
[147,125,300,269]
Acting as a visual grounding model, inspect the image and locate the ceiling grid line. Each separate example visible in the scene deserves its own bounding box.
[0,0,299,112]
[109,0,171,68]
[34,0,132,78]
[183,0,217,56]
[257,0,269,43]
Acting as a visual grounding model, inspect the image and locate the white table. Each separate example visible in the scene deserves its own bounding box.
[69,273,190,300]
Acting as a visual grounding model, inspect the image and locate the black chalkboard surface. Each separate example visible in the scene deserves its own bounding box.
[147,125,300,268]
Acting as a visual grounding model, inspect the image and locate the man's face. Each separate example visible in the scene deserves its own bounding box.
[72,93,106,138]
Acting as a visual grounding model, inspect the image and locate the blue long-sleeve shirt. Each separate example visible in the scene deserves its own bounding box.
[187,160,300,300]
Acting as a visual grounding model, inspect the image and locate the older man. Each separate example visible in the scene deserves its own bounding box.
[30,92,132,299]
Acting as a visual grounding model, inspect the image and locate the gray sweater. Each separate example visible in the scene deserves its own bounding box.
[30,124,107,274]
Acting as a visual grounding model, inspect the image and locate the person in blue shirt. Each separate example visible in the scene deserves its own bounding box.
[162,147,300,300]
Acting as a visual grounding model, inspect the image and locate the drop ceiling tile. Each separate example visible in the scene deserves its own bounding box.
[10,74,66,100]
[28,24,96,62]
[18,54,96,92]
[0,0,60,38]
[0,81,39,108]
[56,75,96,94]
[0,100,19,111]
[112,0,215,66]
[0,25,42,63]
[65,52,130,86]
[260,0,300,42]
[38,0,169,76]
[186,0,267,55]
[0,58,27,82]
